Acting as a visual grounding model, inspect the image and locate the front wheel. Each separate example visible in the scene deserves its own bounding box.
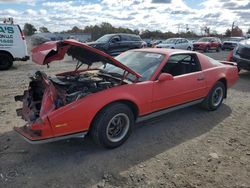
[90,103,134,149]
[0,53,13,70]
[204,46,209,53]
[216,46,221,52]
[201,81,226,111]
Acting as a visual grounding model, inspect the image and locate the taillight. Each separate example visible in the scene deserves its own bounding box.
[17,25,25,40]
[20,31,25,40]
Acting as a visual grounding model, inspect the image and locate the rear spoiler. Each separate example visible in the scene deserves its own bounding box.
[220,61,237,66]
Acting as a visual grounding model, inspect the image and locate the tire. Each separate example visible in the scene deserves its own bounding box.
[204,46,209,53]
[201,81,226,111]
[187,46,192,51]
[216,46,221,52]
[0,53,13,70]
[90,103,134,149]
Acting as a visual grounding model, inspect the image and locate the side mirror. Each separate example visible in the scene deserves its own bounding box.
[158,73,174,82]
[110,37,119,43]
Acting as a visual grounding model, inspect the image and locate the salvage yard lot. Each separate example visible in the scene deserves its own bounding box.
[0,51,249,187]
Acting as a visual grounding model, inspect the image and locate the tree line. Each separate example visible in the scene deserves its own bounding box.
[23,22,249,40]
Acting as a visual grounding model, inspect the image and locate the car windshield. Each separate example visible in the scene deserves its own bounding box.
[100,51,165,81]
[96,35,112,42]
[163,38,177,44]
[198,38,212,42]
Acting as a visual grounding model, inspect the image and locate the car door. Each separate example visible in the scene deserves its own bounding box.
[182,39,189,49]
[210,38,217,49]
[174,39,182,49]
[108,35,122,56]
[151,53,206,111]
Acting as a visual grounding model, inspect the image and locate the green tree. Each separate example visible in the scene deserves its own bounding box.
[23,23,37,36]
[39,26,50,33]
[225,29,231,37]
[231,26,243,36]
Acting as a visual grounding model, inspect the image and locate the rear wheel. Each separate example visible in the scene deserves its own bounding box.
[0,53,13,70]
[201,81,225,111]
[90,103,134,149]
[187,46,192,50]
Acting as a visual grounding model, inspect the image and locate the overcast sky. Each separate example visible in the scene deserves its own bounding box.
[0,0,249,34]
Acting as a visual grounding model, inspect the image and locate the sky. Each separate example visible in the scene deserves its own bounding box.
[0,0,249,34]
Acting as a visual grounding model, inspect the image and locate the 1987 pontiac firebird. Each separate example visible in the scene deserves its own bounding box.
[14,39,238,148]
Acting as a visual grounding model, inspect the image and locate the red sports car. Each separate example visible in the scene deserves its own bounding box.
[15,40,238,148]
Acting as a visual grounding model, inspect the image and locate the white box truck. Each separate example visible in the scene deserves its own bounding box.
[0,18,29,70]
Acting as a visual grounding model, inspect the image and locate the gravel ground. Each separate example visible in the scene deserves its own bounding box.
[0,50,249,188]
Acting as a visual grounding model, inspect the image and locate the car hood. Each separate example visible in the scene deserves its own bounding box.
[239,39,250,48]
[32,39,141,78]
[86,41,105,46]
[193,42,209,45]
[157,43,172,47]
[223,41,238,44]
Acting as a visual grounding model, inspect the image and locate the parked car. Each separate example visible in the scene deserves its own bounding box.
[87,33,145,56]
[15,40,238,148]
[156,38,193,50]
[150,40,162,47]
[222,37,245,50]
[0,22,29,70]
[227,39,250,71]
[193,37,222,52]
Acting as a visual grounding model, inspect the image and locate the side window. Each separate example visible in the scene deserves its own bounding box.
[182,39,188,43]
[110,35,121,42]
[161,54,201,77]
[121,35,130,41]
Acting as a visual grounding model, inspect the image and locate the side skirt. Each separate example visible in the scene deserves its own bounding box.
[136,98,204,123]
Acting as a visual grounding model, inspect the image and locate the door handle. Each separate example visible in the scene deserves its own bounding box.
[197,76,205,81]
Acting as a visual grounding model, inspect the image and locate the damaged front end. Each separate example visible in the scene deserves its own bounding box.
[14,39,141,144]
[14,71,58,142]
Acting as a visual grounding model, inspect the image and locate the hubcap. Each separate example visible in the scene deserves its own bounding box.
[106,113,130,142]
[212,87,223,107]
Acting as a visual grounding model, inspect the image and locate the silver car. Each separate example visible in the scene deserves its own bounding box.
[156,38,193,50]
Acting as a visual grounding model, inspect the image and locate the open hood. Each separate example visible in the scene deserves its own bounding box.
[31,39,141,78]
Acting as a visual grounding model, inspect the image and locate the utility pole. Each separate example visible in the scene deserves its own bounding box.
[231,21,235,37]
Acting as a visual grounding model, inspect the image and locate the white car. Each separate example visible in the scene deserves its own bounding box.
[0,21,29,70]
[156,38,193,50]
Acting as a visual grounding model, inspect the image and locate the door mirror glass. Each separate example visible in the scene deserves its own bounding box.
[158,73,174,82]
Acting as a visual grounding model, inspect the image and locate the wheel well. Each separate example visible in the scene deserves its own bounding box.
[89,100,139,133]
[218,78,227,98]
[93,100,139,122]
[0,50,14,61]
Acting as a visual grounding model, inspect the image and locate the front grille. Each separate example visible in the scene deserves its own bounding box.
[237,45,250,60]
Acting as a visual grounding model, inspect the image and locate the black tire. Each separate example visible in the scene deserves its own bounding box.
[216,46,221,52]
[201,81,226,111]
[90,103,134,149]
[0,53,13,70]
[204,46,209,53]
[187,46,192,50]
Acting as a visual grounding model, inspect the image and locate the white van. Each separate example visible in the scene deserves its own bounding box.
[0,20,29,70]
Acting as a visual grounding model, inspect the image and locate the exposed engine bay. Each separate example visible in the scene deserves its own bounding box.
[15,70,127,122]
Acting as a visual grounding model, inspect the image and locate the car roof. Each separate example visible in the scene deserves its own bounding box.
[105,33,139,36]
[131,48,198,55]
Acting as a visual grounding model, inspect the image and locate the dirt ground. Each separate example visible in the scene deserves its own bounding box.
[0,50,249,188]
